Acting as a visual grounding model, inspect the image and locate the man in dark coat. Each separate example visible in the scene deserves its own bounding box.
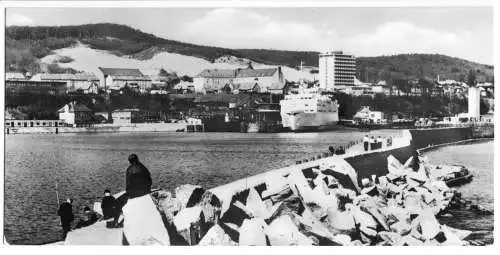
[101,189,119,227]
[57,198,74,240]
[126,154,152,199]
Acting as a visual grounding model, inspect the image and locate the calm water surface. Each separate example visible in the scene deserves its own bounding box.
[5,130,397,244]
[423,141,494,244]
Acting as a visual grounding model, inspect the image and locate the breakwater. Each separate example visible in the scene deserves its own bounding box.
[211,126,489,208]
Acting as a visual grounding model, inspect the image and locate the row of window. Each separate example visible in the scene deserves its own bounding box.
[5,121,64,127]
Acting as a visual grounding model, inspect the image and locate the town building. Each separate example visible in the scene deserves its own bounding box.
[5,80,67,95]
[31,73,100,92]
[6,72,26,81]
[193,65,284,94]
[111,108,141,125]
[319,51,356,91]
[57,101,93,127]
[98,67,152,91]
[353,106,386,124]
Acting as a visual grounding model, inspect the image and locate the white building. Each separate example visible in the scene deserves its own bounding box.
[31,73,100,92]
[468,86,481,120]
[57,101,93,126]
[319,51,356,91]
[112,108,140,126]
[353,106,386,124]
[98,67,152,91]
[193,65,284,94]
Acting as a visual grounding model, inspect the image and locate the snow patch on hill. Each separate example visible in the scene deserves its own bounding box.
[41,44,316,81]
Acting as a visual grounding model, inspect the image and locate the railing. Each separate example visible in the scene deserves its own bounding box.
[293,132,406,165]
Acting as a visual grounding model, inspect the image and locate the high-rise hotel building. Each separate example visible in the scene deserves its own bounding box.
[319,51,356,91]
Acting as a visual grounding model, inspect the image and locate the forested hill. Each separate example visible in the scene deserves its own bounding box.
[6,23,494,83]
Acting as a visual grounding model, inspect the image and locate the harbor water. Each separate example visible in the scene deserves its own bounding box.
[423,140,494,244]
[4,131,493,244]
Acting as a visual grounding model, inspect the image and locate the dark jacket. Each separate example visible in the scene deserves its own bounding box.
[57,202,74,224]
[74,212,98,229]
[101,196,118,219]
[126,161,152,199]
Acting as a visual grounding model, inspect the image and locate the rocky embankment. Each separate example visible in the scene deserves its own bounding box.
[131,154,482,246]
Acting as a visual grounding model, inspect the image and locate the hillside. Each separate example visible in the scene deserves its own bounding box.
[6,23,494,83]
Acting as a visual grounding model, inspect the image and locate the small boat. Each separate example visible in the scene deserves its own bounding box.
[436,165,473,187]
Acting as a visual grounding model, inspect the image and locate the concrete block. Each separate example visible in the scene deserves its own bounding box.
[415,209,440,240]
[175,184,204,208]
[122,194,171,245]
[198,224,237,246]
[239,218,268,246]
[173,206,205,245]
[266,215,314,245]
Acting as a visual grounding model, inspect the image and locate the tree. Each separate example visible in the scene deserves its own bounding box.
[467,69,477,87]
[159,68,169,77]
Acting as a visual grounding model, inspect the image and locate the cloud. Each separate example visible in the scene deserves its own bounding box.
[7,13,34,26]
[183,8,332,51]
[343,21,460,56]
[342,21,491,64]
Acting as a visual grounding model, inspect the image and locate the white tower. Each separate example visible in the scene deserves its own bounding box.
[468,86,481,120]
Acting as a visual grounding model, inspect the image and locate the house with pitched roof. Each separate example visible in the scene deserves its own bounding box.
[31,73,100,92]
[193,64,284,94]
[57,101,93,126]
[98,67,152,91]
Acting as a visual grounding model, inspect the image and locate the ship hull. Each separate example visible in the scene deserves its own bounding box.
[281,112,339,132]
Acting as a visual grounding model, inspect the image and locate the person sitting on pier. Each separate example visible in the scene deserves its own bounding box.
[363,135,369,151]
[126,154,152,199]
[328,146,335,154]
[369,136,376,150]
[101,189,119,228]
[74,206,98,229]
[57,198,74,240]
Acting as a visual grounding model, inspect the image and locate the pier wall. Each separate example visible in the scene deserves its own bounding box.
[5,123,187,134]
[344,127,474,183]
[344,144,415,183]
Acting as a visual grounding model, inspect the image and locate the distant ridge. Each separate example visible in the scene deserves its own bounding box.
[6,23,494,83]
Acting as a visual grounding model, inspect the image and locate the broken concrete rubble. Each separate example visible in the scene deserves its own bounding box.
[78,149,479,246]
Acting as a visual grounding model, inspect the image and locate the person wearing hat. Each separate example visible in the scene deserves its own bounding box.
[57,198,74,240]
[101,189,119,228]
[126,154,152,199]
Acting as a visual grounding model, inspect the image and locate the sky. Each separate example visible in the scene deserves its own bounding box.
[5,7,493,65]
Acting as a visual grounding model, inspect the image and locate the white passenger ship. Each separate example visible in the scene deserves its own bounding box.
[280,88,339,131]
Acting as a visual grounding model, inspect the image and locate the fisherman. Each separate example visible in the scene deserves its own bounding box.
[412,150,421,171]
[74,206,99,229]
[57,198,74,240]
[387,136,393,147]
[126,154,152,199]
[363,135,369,151]
[369,136,376,150]
[101,189,119,228]
[122,154,170,245]
[328,145,335,155]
